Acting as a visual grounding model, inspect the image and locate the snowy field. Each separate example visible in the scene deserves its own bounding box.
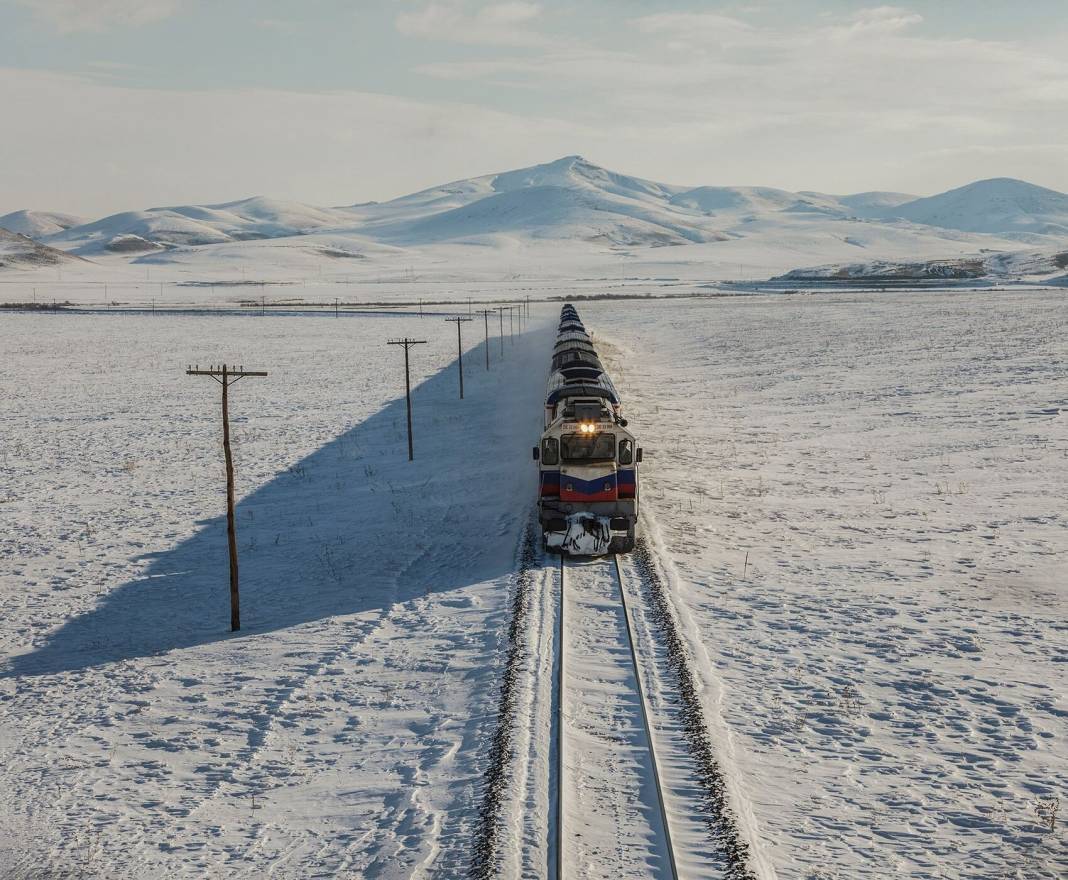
[586,289,1067,878]
[0,309,549,877]
[1,289,1066,878]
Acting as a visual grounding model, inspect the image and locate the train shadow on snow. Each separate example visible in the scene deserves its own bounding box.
[4,324,550,678]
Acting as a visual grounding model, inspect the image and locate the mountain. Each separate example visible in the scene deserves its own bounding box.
[0,228,88,269]
[0,210,86,238]
[353,156,724,246]
[10,159,1068,279]
[834,191,917,217]
[889,178,1068,237]
[46,197,359,254]
[668,186,815,215]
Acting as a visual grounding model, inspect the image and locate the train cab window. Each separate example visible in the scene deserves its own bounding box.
[560,432,615,462]
[618,438,633,465]
[541,437,559,465]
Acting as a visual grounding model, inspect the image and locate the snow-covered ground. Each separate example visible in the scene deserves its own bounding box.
[0,310,549,877]
[586,290,1067,878]
[2,288,1065,878]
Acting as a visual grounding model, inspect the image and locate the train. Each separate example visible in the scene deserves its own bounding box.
[534,304,642,555]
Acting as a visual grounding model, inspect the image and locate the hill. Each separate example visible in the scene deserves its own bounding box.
[889,178,1068,238]
[0,228,89,269]
[0,210,86,238]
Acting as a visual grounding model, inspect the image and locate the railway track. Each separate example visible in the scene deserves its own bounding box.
[472,529,757,879]
[553,553,680,880]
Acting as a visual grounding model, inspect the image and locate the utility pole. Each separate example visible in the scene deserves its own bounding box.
[477,309,493,370]
[186,363,268,632]
[387,338,427,460]
[495,307,506,358]
[444,316,473,399]
[508,305,515,342]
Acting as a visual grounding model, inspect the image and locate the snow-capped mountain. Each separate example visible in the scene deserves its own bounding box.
[7,158,1068,278]
[889,177,1068,238]
[350,156,721,246]
[0,210,86,238]
[0,228,88,269]
[833,191,917,217]
[46,197,360,254]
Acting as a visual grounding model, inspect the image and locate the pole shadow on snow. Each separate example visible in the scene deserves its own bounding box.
[4,325,550,679]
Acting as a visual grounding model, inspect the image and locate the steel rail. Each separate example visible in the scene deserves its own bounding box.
[554,554,680,880]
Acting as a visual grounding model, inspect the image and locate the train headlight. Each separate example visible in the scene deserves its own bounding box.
[579,422,596,433]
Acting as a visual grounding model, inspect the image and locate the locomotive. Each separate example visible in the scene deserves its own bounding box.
[534,305,641,555]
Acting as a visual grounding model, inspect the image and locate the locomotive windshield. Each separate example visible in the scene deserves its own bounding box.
[560,432,616,461]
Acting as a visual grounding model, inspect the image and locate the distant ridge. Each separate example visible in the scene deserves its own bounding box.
[9,158,1068,257]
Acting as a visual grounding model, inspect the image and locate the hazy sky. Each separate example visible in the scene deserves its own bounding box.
[2,0,1067,216]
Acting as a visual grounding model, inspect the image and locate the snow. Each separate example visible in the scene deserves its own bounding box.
[7,158,1068,295]
[890,177,1068,238]
[544,513,612,555]
[583,289,1068,879]
[2,159,1067,878]
[0,210,86,238]
[0,310,549,877]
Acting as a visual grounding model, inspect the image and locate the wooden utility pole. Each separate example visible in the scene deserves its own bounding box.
[387,338,427,460]
[186,363,268,632]
[508,305,515,342]
[444,316,473,398]
[477,309,493,370]
[495,307,506,358]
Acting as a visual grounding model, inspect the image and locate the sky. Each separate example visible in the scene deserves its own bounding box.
[2,0,1067,217]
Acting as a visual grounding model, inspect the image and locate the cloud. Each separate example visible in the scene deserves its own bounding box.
[395,1,545,46]
[0,67,599,215]
[256,18,298,34]
[12,0,185,32]
[631,12,754,36]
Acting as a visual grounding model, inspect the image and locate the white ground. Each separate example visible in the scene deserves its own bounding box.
[1,288,1065,878]
[586,289,1068,878]
[0,311,548,877]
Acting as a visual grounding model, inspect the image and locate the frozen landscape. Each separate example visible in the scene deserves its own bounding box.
[7,1,1068,876]
[3,157,1068,313]
[1,276,1065,877]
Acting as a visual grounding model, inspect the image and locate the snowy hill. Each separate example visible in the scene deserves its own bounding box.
[889,178,1068,238]
[834,191,917,217]
[0,228,88,269]
[0,210,86,238]
[353,156,720,245]
[668,186,815,215]
[9,158,1068,283]
[46,197,358,254]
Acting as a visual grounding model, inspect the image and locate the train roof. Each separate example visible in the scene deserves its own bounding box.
[545,383,618,406]
[553,343,597,358]
[551,349,601,369]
